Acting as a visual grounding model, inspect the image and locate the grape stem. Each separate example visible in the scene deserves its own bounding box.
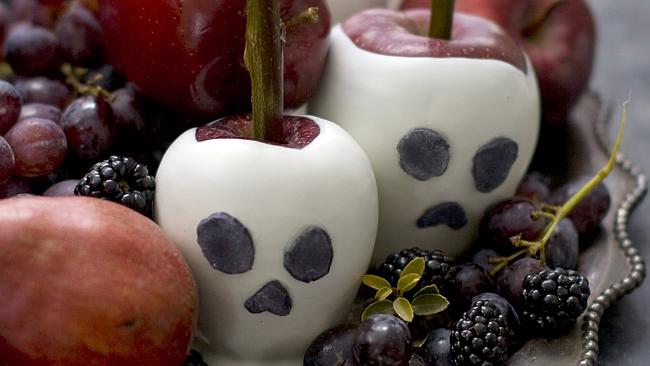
[429,0,454,40]
[511,100,629,266]
[489,248,529,277]
[244,0,284,142]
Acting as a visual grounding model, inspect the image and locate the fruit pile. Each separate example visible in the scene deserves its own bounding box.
[0,0,618,365]
[0,0,193,201]
[305,171,611,366]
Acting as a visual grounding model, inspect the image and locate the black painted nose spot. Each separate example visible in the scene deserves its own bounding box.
[473,137,519,193]
[244,280,293,316]
[417,202,468,230]
[196,212,255,274]
[397,128,450,181]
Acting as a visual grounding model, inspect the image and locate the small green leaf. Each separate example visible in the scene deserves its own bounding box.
[362,274,391,290]
[413,284,439,298]
[375,287,393,301]
[397,273,421,294]
[361,300,394,321]
[393,297,414,322]
[401,257,425,278]
[412,334,429,348]
[411,294,449,316]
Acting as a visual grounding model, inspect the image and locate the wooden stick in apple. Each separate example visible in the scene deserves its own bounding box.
[244,0,283,142]
[429,0,454,39]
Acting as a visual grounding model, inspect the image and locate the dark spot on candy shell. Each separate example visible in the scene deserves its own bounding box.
[196,212,254,274]
[244,280,292,316]
[473,137,519,193]
[397,128,450,181]
[284,227,333,283]
[417,202,468,230]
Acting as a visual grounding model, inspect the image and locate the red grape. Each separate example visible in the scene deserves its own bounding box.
[545,218,579,270]
[43,179,78,196]
[515,172,551,202]
[0,80,23,134]
[14,77,70,108]
[304,324,358,366]
[10,0,58,28]
[549,177,611,236]
[54,0,103,65]
[19,103,62,124]
[0,136,15,183]
[480,198,549,254]
[496,258,544,310]
[354,314,412,366]
[4,117,67,177]
[61,96,115,160]
[0,176,31,198]
[4,24,61,76]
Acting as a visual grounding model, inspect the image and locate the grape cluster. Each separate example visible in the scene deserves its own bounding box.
[0,0,185,202]
[303,171,607,366]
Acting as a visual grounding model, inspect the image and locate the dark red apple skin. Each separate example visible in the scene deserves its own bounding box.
[401,0,596,126]
[0,196,198,366]
[196,114,320,148]
[342,9,527,72]
[99,0,330,120]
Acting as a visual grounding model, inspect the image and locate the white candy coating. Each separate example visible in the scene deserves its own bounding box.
[154,116,378,366]
[309,25,540,264]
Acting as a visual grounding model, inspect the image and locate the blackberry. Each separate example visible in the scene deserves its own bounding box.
[450,300,509,366]
[183,349,209,366]
[75,155,155,217]
[377,247,456,291]
[521,267,590,334]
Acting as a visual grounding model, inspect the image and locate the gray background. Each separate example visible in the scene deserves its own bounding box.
[589,0,650,365]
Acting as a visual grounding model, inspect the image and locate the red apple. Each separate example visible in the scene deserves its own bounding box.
[308,8,540,262]
[0,196,198,365]
[98,0,331,120]
[402,0,596,126]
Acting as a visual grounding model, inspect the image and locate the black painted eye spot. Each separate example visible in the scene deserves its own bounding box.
[473,137,519,193]
[284,227,333,283]
[397,128,450,181]
[417,202,468,230]
[244,280,292,316]
[196,212,254,274]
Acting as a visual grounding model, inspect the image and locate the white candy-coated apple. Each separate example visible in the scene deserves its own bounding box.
[154,115,378,366]
[309,24,540,264]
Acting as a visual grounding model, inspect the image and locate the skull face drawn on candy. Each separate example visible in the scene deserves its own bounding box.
[196,213,335,317]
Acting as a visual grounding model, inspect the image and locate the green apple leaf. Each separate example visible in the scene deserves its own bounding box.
[393,297,414,323]
[397,273,421,294]
[375,287,393,301]
[400,257,425,278]
[361,300,394,321]
[413,284,439,298]
[362,274,391,290]
[412,294,449,316]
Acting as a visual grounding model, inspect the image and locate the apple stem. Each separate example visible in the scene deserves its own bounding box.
[428,0,454,40]
[244,0,284,142]
[284,7,320,30]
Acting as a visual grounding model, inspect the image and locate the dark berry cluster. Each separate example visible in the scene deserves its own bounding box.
[75,156,155,216]
[377,247,456,290]
[521,268,590,334]
[450,300,509,366]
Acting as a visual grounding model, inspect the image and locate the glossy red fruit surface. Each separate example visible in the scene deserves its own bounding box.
[99,0,330,120]
[0,196,198,366]
[402,0,595,126]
